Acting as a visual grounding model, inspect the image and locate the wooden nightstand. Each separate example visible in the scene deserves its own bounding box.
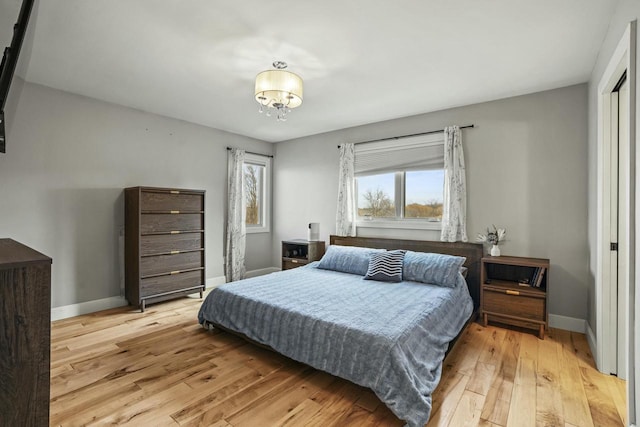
[281,240,325,270]
[480,255,549,339]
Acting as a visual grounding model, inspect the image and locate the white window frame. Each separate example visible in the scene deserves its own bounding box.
[244,153,271,234]
[355,173,444,230]
[355,135,444,231]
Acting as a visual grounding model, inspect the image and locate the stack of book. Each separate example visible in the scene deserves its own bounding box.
[518,267,546,288]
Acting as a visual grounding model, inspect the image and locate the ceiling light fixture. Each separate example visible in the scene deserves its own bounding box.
[255,61,303,122]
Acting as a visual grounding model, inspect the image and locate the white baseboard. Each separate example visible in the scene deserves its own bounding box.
[52,274,228,321]
[549,314,586,333]
[206,275,227,288]
[51,295,128,321]
[586,322,599,370]
[245,267,280,278]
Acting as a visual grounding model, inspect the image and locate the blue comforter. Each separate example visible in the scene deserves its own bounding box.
[198,262,473,426]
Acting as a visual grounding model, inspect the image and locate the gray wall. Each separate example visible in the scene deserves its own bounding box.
[0,81,274,308]
[4,76,25,139]
[274,84,588,320]
[587,1,640,334]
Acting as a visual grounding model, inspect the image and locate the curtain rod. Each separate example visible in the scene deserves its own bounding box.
[337,124,475,148]
[226,147,274,158]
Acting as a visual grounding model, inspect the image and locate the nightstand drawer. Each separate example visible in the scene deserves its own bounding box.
[282,258,308,270]
[483,287,545,322]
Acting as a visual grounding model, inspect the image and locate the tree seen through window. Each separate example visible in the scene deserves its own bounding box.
[244,163,262,225]
[357,170,443,220]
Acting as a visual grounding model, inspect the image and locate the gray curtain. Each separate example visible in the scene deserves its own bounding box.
[225,148,246,281]
[440,125,468,242]
[336,143,356,237]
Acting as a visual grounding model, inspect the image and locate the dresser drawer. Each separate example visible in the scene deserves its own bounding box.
[140,232,203,256]
[140,270,204,297]
[140,251,203,277]
[141,191,203,212]
[140,213,203,234]
[483,287,545,322]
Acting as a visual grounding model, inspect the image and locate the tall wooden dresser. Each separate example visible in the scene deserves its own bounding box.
[0,239,52,427]
[125,187,206,311]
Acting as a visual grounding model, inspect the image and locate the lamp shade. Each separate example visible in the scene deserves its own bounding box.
[255,69,303,108]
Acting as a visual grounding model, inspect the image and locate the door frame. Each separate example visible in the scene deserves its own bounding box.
[596,20,636,423]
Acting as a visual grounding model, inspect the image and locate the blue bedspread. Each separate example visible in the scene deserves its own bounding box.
[198,262,472,427]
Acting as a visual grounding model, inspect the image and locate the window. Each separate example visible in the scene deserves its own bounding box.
[357,173,396,218]
[355,133,444,229]
[356,171,444,222]
[404,170,444,220]
[243,153,271,233]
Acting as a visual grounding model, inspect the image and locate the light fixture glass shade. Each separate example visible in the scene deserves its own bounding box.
[254,69,303,109]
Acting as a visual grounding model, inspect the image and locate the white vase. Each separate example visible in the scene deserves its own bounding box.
[490,244,501,256]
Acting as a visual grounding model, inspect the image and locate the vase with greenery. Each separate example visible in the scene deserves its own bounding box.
[476,225,506,256]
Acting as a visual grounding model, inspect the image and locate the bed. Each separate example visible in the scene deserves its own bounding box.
[198,235,483,427]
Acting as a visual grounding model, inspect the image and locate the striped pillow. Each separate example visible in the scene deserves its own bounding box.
[364,250,406,282]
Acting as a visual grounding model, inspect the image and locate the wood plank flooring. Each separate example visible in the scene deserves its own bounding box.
[50,295,626,426]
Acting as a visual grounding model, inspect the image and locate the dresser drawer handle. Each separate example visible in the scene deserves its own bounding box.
[170,231,180,235]
[170,250,180,254]
[291,259,299,264]
[170,190,180,194]
[170,210,180,214]
[506,290,520,296]
[170,270,180,275]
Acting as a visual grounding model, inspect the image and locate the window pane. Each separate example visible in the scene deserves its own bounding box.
[404,170,444,220]
[357,173,395,218]
[244,163,264,225]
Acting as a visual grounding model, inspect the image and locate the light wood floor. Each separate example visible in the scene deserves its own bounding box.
[50,295,626,427]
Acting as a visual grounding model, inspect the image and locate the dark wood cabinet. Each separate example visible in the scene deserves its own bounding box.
[0,239,52,427]
[125,187,205,311]
[480,255,549,339]
[281,240,325,270]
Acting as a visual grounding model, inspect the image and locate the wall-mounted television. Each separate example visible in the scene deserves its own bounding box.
[0,0,34,153]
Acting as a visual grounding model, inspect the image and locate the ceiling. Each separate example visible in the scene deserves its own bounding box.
[2,0,618,142]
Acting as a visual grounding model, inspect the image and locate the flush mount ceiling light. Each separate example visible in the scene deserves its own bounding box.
[255,61,303,122]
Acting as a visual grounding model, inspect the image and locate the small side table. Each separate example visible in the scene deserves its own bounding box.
[281,240,325,270]
[480,255,549,339]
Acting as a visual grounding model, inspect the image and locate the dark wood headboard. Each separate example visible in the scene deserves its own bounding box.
[329,235,484,312]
